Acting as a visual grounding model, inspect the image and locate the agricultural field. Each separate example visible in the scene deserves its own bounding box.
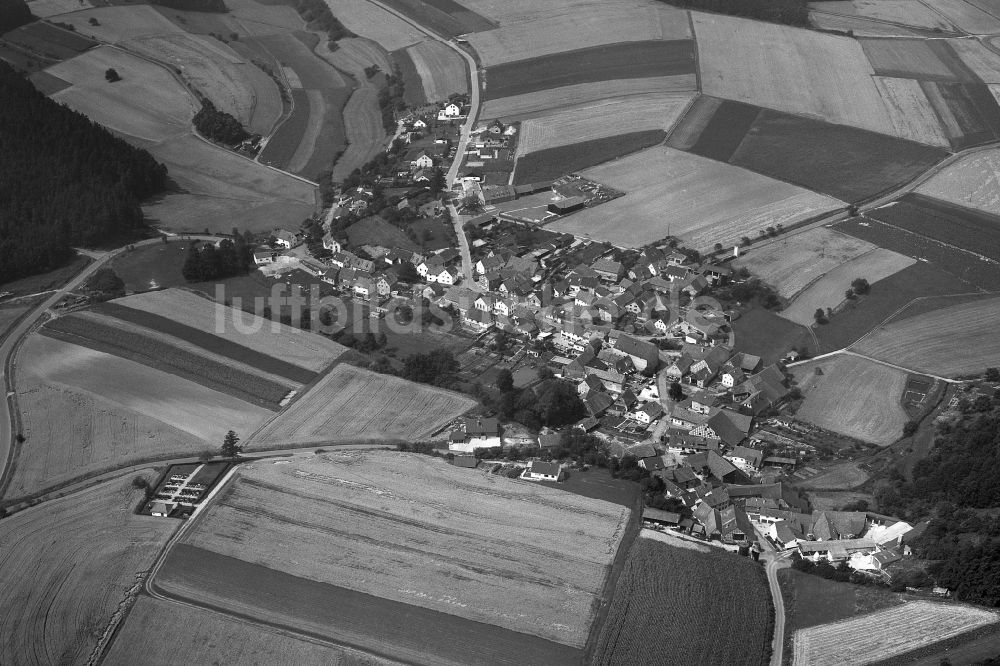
[483,40,694,101]
[852,297,1000,377]
[951,38,1000,83]
[928,0,1000,34]
[252,364,475,445]
[809,11,944,36]
[394,39,467,104]
[104,597,390,666]
[731,308,813,367]
[1,20,96,64]
[466,2,691,66]
[874,76,952,147]
[917,146,1000,215]
[156,451,628,663]
[860,38,977,82]
[26,0,93,17]
[481,76,697,120]
[114,288,346,373]
[791,354,909,446]
[512,129,666,185]
[379,0,497,37]
[592,538,772,665]
[779,248,916,326]
[692,14,902,138]
[321,0,423,50]
[517,92,694,154]
[320,37,393,80]
[547,146,842,250]
[733,227,878,299]
[19,334,272,444]
[808,1,954,30]
[0,303,31,342]
[792,601,999,665]
[795,461,870,490]
[866,193,1000,261]
[0,473,175,664]
[920,80,1000,149]
[55,5,185,42]
[47,45,198,142]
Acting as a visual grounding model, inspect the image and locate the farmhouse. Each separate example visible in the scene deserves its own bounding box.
[522,460,562,481]
[449,417,501,453]
[273,229,298,249]
[614,334,659,371]
[547,197,586,215]
[726,445,763,473]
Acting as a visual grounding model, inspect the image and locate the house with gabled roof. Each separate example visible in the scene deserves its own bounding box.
[726,445,763,473]
[732,364,789,415]
[690,409,753,448]
[613,334,659,372]
[522,460,562,481]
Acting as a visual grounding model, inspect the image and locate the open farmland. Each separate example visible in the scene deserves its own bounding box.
[791,354,909,445]
[379,0,497,37]
[733,228,878,299]
[808,11,945,37]
[0,474,175,663]
[692,14,902,138]
[47,45,198,142]
[809,1,954,30]
[951,38,1000,83]
[867,193,1000,261]
[928,0,1000,34]
[513,130,666,185]
[56,5,185,42]
[730,109,947,202]
[320,0,423,50]
[1,20,96,62]
[860,38,976,81]
[253,364,474,445]
[25,0,93,17]
[592,538,772,665]
[874,76,952,147]
[395,39,467,104]
[481,76,696,120]
[547,146,842,250]
[779,249,916,326]
[484,40,694,101]
[517,93,693,154]
[156,451,629,663]
[920,80,1000,149]
[852,297,1000,377]
[917,147,1000,215]
[793,601,998,665]
[104,596,390,666]
[20,334,271,443]
[466,2,691,65]
[115,288,346,372]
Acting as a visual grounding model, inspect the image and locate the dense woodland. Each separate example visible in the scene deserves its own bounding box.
[193,99,249,145]
[181,236,254,281]
[660,0,809,26]
[0,63,167,285]
[282,0,353,46]
[0,0,33,32]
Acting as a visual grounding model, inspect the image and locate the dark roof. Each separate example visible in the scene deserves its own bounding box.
[451,455,479,468]
[643,508,681,524]
[465,417,500,436]
[616,334,659,366]
[529,461,561,476]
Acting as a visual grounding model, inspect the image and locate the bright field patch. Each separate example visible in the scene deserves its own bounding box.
[547,146,842,250]
[517,93,694,154]
[809,1,954,30]
[157,451,628,661]
[320,0,423,50]
[253,364,475,446]
[399,39,467,103]
[874,76,951,147]
[592,538,772,666]
[927,0,1000,34]
[57,5,185,42]
[0,474,174,665]
[917,146,1000,215]
[791,354,909,445]
[852,297,1000,377]
[792,601,999,665]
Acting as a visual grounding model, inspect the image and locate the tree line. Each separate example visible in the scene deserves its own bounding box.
[193,99,249,145]
[657,0,809,26]
[0,62,168,285]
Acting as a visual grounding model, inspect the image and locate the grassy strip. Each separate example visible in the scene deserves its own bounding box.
[512,130,665,185]
[41,316,286,410]
[93,302,317,384]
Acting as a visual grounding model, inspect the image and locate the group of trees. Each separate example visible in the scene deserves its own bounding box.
[181,235,254,281]
[658,0,808,26]
[286,0,353,46]
[845,277,870,300]
[401,348,461,388]
[0,62,168,284]
[377,70,405,133]
[0,0,33,32]
[494,374,586,431]
[84,267,125,301]
[193,99,249,145]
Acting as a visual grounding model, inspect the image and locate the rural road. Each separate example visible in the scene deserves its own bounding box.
[764,547,792,666]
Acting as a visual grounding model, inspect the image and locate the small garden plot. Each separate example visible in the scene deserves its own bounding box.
[867,193,1000,261]
[917,146,1000,216]
[512,130,666,185]
[792,601,999,666]
[379,0,497,37]
[484,39,694,101]
[860,38,977,81]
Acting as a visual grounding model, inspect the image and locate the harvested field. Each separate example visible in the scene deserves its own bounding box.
[860,38,976,81]
[104,596,390,666]
[57,5,184,42]
[951,38,1000,83]
[733,227,878,300]
[226,0,305,35]
[513,130,666,185]
[852,297,1000,377]
[548,146,842,250]
[928,0,1000,34]
[47,45,198,142]
[0,474,175,664]
[25,0,93,17]
[484,40,694,101]
[321,0,423,50]
[115,288,346,373]
[917,146,1000,215]
[592,539,772,666]
[920,80,1000,150]
[466,3,691,66]
[21,334,271,442]
[665,94,722,150]
[380,0,497,37]
[517,93,694,154]
[874,76,951,147]
[693,14,899,137]
[792,601,999,665]
[731,109,947,202]
[791,354,909,445]
[481,76,697,120]
[253,364,475,445]
[318,37,392,80]
[334,86,389,181]
[158,451,628,661]
[400,39,467,103]
[809,1,954,30]
[867,193,1000,260]
[779,249,916,326]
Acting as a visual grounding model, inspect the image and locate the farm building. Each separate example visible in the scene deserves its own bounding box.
[450,455,479,469]
[150,502,174,517]
[547,196,586,215]
[522,460,562,481]
[643,507,681,527]
[449,417,502,454]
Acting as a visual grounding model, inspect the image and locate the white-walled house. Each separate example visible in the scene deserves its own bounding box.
[522,461,562,481]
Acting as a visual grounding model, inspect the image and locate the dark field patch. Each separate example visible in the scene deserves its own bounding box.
[93,302,318,384]
[485,40,695,101]
[730,109,948,202]
[257,88,310,170]
[687,99,760,163]
[156,544,582,666]
[666,94,721,150]
[380,0,497,37]
[27,69,70,95]
[733,307,813,364]
[866,193,1000,261]
[860,38,978,82]
[921,81,1000,150]
[1,21,96,61]
[512,130,665,185]
[392,47,426,107]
